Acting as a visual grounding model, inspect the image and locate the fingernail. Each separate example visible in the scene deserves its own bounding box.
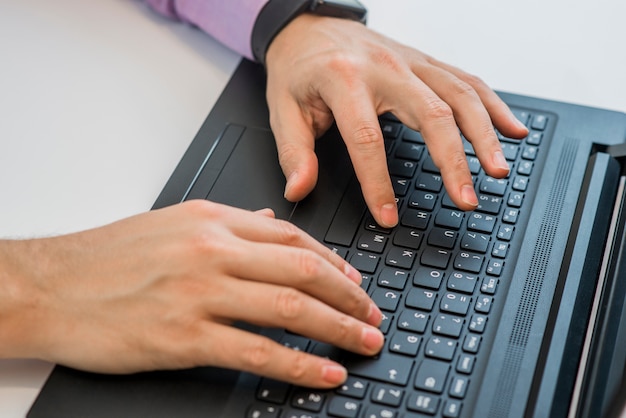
[362,327,384,352]
[461,185,478,207]
[380,203,398,228]
[344,263,362,285]
[284,171,298,199]
[322,363,347,385]
[493,151,510,172]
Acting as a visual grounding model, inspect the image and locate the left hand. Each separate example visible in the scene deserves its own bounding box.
[265,13,528,228]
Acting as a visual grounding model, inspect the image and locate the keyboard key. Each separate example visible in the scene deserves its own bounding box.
[531,114,548,130]
[425,337,457,361]
[401,209,431,230]
[371,288,402,312]
[403,128,425,143]
[391,177,411,196]
[427,228,458,249]
[246,403,281,418]
[467,213,496,233]
[501,143,519,161]
[386,247,416,269]
[475,296,494,314]
[364,405,397,418]
[434,209,464,229]
[502,208,519,224]
[414,359,451,393]
[456,353,475,374]
[517,161,534,176]
[389,159,418,178]
[432,314,464,338]
[389,332,421,356]
[507,191,524,208]
[381,120,402,138]
[443,399,463,418]
[346,353,414,385]
[370,384,405,406]
[350,251,380,273]
[415,173,443,192]
[453,252,484,273]
[449,376,470,399]
[408,190,438,211]
[393,228,423,250]
[357,231,388,253]
[378,267,410,290]
[395,142,424,161]
[407,392,440,415]
[479,177,508,196]
[460,232,490,253]
[420,248,451,269]
[447,272,478,294]
[440,292,472,315]
[291,390,326,412]
[397,310,430,333]
[327,396,361,418]
[406,288,437,312]
[480,277,498,295]
[463,334,482,354]
[526,131,543,145]
[257,378,290,404]
[469,314,488,334]
[476,194,503,215]
[282,410,317,418]
[336,377,369,399]
[413,267,445,290]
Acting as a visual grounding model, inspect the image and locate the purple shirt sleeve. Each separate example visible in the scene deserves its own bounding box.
[145,0,269,60]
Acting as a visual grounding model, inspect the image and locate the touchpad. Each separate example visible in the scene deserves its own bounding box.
[186,124,295,220]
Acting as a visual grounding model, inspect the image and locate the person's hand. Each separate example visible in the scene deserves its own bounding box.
[265,14,529,228]
[0,201,383,388]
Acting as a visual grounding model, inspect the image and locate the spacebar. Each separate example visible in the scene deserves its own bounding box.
[324,175,366,247]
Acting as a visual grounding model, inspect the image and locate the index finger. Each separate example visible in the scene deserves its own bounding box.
[328,85,398,228]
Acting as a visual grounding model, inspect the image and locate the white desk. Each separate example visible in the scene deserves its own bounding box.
[1,0,624,416]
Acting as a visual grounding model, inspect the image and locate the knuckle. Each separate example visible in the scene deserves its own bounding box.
[273,288,306,320]
[351,124,383,148]
[286,350,309,381]
[449,78,477,98]
[274,219,305,246]
[332,314,353,341]
[423,99,454,122]
[462,72,487,89]
[242,338,274,370]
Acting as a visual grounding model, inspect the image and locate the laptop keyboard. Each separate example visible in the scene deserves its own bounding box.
[246,108,550,418]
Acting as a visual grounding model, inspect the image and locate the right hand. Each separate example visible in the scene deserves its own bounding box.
[0,200,383,388]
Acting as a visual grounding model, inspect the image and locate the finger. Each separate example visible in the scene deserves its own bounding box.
[207,323,350,388]
[268,93,320,202]
[212,280,383,356]
[221,239,381,326]
[427,57,529,139]
[326,84,398,227]
[383,77,478,210]
[407,61,510,179]
[198,202,363,285]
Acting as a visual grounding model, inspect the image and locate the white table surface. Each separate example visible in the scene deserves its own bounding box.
[1,0,625,416]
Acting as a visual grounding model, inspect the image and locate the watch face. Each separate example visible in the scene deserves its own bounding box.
[311,0,367,21]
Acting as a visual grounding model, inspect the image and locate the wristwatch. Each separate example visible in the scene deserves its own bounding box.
[251,0,368,65]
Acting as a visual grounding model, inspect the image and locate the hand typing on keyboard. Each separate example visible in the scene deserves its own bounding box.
[266,14,529,228]
[0,201,384,388]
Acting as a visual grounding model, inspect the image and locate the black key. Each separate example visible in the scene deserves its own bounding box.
[460,232,490,253]
[395,142,424,161]
[291,390,326,412]
[428,228,457,249]
[408,190,438,211]
[415,173,443,192]
[370,384,405,406]
[364,405,397,418]
[357,231,388,253]
[406,288,437,311]
[397,310,430,333]
[379,312,393,334]
[389,159,418,178]
[403,128,425,144]
[486,259,504,276]
[346,353,414,385]
[420,248,451,269]
[378,267,410,290]
[443,399,463,418]
[413,267,445,290]
[393,228,423,250]
[467,213,496,233]
[512,175,529,192]
[462,334,481,354]
[282,410,318,418]
[435,209,464,229]
[381,120,402,138]
[364,216,393,234]
[432,314,464,338]
[453,252,484,273]
[406,392,440,415]
[475,295,494,314]
[386,247,416,270]
[507,192,524,208]
[522,145,538,160]
[531,114,548,130]
[327,396,361,418]
[469,314,488,334]
[476,194,502,215]
[414,359,451,393]
[456,353,475,374]
[247,403,282,418]
[440,292,472,315]
[350,251,380,273]
[389,332,421,356]
[325,177,366,246]
[449,376,470,399]
[502,208,519,224]
[391,177,411,196]
[424,337,457,361]
[512,109,530,126]
[517,161,534,176]
[497,225,515,241]
[447,272,478,294]
[501,143,519,161]
[526,131,543,145]
[491,241,509,258]
[280,334,310,351]
[257,378,290,404]
[371,288,401,312]
[479,177,508,196]
[401,209,431,229]
[466,156,481,175]
[337,377,369,399]
[421,156,441,174]
[480,277,498,295]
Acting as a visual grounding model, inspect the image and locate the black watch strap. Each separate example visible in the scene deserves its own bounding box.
[251,0,367,66]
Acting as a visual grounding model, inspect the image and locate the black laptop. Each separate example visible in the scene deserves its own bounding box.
[28,59,626,418]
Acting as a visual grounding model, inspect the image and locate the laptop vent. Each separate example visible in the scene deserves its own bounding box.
[488,139,579,417]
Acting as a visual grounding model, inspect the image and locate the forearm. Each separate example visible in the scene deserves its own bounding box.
[144,0,269,60]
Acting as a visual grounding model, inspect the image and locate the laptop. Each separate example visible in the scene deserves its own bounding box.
[28,59,626,418]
